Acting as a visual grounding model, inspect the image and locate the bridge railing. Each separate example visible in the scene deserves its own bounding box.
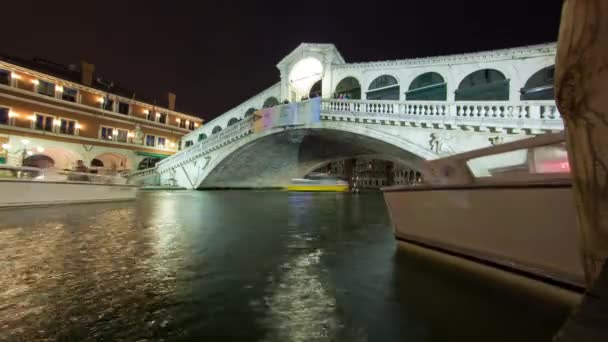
[321,99,563,131]
[157,116,254,170]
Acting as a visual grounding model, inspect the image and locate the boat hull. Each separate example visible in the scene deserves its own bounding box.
[287,184,349,192]
[383,182,585,288]
[0,180,137,208]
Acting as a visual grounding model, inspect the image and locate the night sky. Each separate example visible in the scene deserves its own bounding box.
[3,0,562,120]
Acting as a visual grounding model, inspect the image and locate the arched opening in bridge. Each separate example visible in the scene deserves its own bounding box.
[263,97,279,108]
[199,128,427,189]
[520,65,555,100]
[308,80,322,99]
[367,75,400,100]
[91,152,129,171]
[212,126,223,134]
[138,157,160,170]
[198,133,207,142]
[334,76,361,99]
[289,57,323,102]
[406,72,447,101]
[244,108,257,117]
[227,117,240,127]
[23,154,55,168]
[455,69,509,101]
[91,158,104,167]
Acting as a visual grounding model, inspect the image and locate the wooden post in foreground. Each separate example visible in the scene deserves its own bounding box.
[555,0,608,286]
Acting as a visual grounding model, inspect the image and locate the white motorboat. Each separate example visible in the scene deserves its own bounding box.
[382,133,584,288]
[0,165,137,208]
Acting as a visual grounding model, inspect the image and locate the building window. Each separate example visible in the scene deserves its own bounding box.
[145,135,156,147]
[158,113,167,124]
[38,80,56,97]
[102,98,115,111]
[62,87,78,102]
[117,129,129,143]
[147,112,156,121]
[100,126,114,140]
[185,140,193,148]
[118,102,130,115]
[0,107,9,125]
[0,69,10,86]
[179,120,186,128]
[59,118,76,135]
[188,121,195,130]
[157,137,167,148]
[34,114,54,132]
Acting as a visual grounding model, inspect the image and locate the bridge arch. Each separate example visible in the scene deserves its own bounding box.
[334,76,361,99]
[366,74,400,100]
[263,97,279,108]
[244,108,257,117]
[227,117,240,127]
[455,69,509,101]
[520,65,555,100]
[189,122,436,189]
[406,72,447,101]
[212,125,223,134]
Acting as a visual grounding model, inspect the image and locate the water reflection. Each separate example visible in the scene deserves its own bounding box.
[0,191,574,341]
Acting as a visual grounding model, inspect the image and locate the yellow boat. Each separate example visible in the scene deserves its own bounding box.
[287,174,349,192]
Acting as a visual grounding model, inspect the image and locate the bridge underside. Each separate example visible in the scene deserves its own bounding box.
[199,128,425,188]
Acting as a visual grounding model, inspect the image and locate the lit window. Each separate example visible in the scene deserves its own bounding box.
[62,87,77,102]
[38,80,56,97]
[0,107,8,125]
[117,129,129,143]
[145,135,156,147]
[100,126,114,140]
[157,136,166,148]
[118,102,130,115]
[59,118,76,135]
[0,69,9,86]
[35,114,54,132]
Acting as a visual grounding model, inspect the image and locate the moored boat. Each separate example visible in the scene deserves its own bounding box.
[382,133,585,288]
[0,165,137,208]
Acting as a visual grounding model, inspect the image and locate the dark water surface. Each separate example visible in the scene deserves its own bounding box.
[1,191,574,341]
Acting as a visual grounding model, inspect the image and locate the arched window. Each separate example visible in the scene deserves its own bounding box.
[334,76,361,99]
[198,133,207,142]
[309,80,322,98]
[244,108,257,117]
[367,75,399,100]
[91,158,104,167]
[520,65,555,100]
[406,72,447,101]
[227,117,240,126]
[456,69,509,101]
[212,126,222,134]
[263,97,279,108]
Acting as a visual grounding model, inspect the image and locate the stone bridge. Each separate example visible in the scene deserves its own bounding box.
[151,42,563,189]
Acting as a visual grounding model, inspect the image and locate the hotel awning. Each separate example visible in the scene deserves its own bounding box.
[135,151,171,159]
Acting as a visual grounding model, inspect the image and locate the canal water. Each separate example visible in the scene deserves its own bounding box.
[1,191,575,341]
